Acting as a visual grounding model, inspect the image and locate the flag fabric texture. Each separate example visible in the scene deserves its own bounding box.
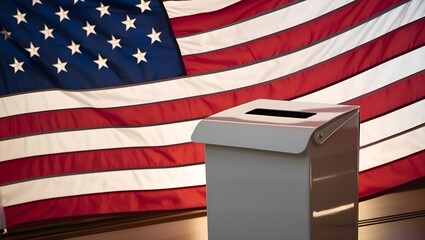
[0,0,424,229]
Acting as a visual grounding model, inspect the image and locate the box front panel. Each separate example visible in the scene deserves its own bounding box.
[205,145,310,240]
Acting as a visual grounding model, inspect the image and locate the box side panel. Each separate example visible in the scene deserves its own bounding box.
[205,145,310,240]
[310,114,359,240]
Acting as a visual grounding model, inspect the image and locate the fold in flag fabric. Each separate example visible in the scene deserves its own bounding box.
[0,0,424,229]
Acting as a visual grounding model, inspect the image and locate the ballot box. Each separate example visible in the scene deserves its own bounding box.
[192,99,359,240]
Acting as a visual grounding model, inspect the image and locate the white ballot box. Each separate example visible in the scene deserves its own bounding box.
[192,99,359,240]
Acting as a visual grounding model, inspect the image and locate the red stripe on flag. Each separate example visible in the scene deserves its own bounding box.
[4,186,206,230]
[0,143,204,185]
[181,0,405,75]
[170,0,296,37]
[0,101,209,139]
[346,70,425,122]
[359,150,425,199]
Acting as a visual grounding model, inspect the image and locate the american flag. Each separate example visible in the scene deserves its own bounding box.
[0,0,424,229]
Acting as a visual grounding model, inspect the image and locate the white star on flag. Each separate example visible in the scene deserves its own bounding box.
[9,58,24,73]
[94,54,109,69]
[13,9,27,25]
[147,27,161,44]
[96,3,111,18]
[32,0,42,6]
[53,58,68,73]
[136,0,151,13]
[25,42,40,57]
[83,21,96,36]
[40,24,54,39]
[56,7,70,22]
[107,35,122,49]
[122,15,136,31]
[67,40,81,55]
[133,48,147,63]
[1,29,12,40]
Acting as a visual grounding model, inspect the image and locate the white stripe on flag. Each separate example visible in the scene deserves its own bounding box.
[0,164,206,207]
[360,99,425,146]
[164,0,241,19]
[176,0,354,55]
[0,120,200,162]
[295,47,425,104]
[359,126,425,171]
[1,0,423,118]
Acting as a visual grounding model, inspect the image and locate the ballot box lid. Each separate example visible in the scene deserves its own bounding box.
[192,99,359,154]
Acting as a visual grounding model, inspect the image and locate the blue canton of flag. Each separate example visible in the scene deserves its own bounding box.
[0,0,185,96]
